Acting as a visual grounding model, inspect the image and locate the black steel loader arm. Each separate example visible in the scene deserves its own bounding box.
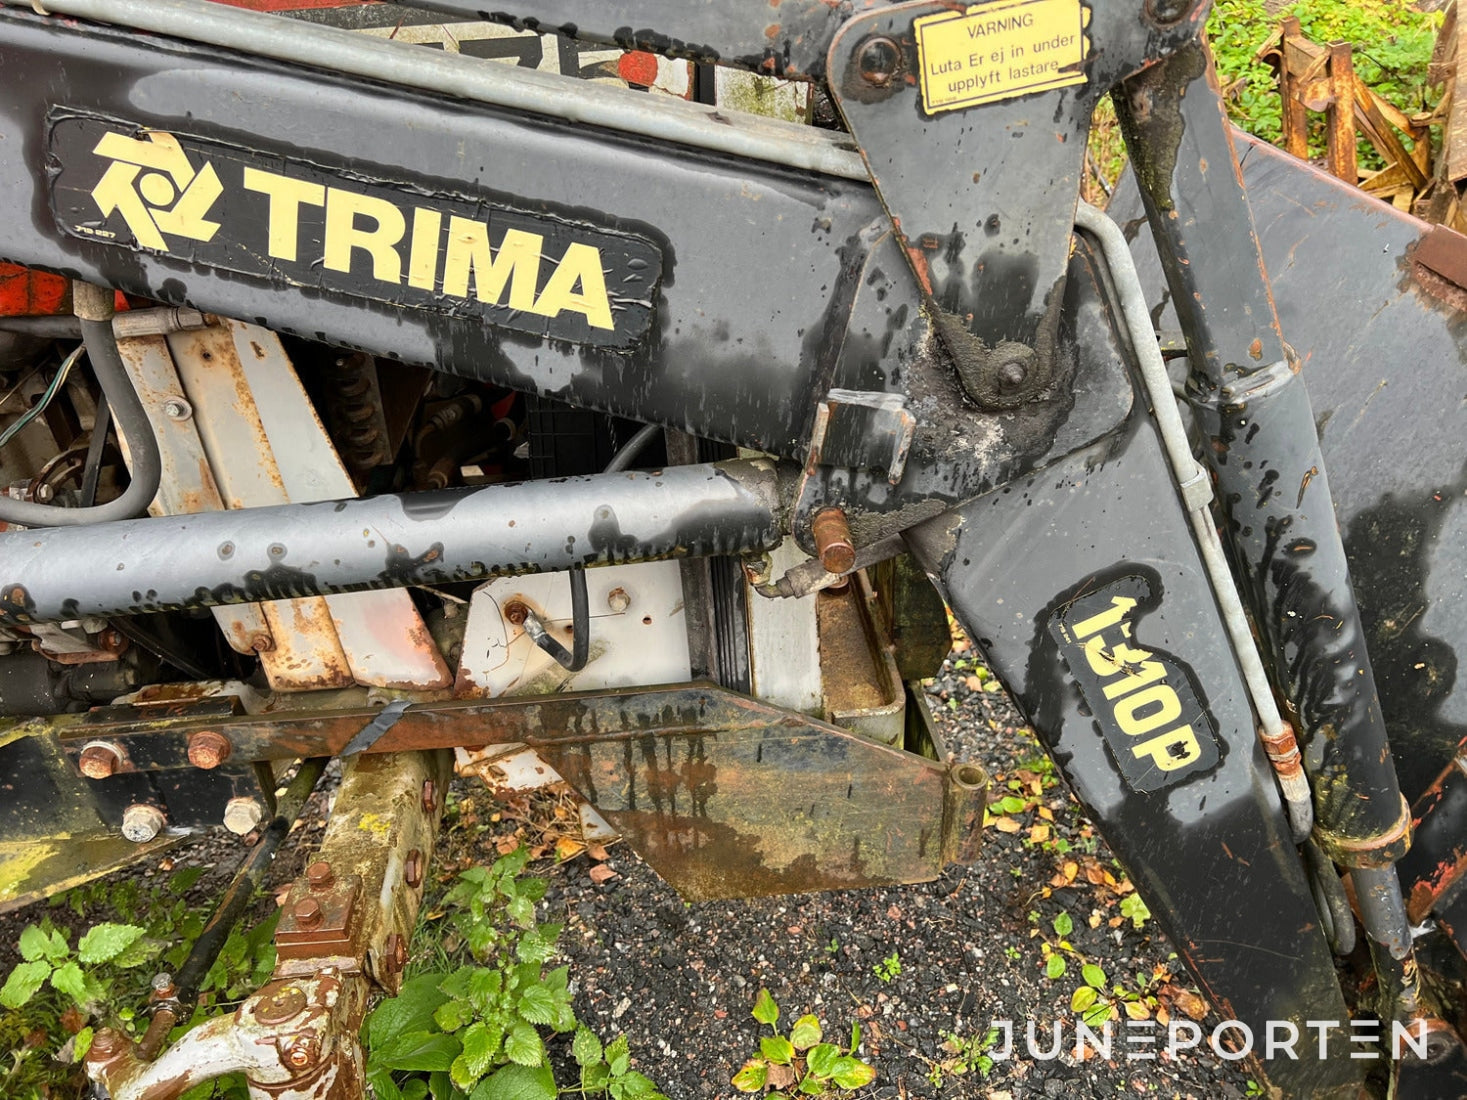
[0,0,1446,1096]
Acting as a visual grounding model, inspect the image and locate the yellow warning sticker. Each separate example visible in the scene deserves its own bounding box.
[915,0,1090,114]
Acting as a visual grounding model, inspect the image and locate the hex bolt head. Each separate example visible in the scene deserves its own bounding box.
[292,896,323,928]
[857,35,902,86]
[421,779,438,814]
[150,972,176,999]
[186,730,232,770]
[503,601,529,626]
[383,932,409,975]
[222,797,265,836]
[306,860,334,889]
[284,1034,320,1072]
[404,849,424,889]
[161,397,193,421]
[606,587,632,613]
[121,804,167,843]
[87,1027,125,1061]
[78,742,123,780]
[811,507,858,575]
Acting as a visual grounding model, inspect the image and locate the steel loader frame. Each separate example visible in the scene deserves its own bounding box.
[0,0,1460,1097]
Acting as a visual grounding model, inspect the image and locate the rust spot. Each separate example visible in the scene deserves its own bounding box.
[1248,337,1263,360]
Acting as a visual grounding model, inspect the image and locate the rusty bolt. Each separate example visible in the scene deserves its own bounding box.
[98,628,127,653]
[606,587,632,613]
[292,896,323,928]
[812,508,857,575]
[383,932,409,975]
[87,1028,125,1061]
[222,796,265,836]
[997,360,1028,390]
[404,849,424,889]
[249,632,275,653]
[857,35,902,86]
[78,741,123,780]
[284,1034,320,1072]
[306,860,334,889]
[161,397,193,421]
[255,984,307,1026]
[187,730,232,770]
[421,779,438,814]
[504,601,529,626]
[121,803,167,843]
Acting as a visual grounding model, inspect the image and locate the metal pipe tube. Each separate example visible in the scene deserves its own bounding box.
[3,0,869,182]
[1074,201,1314,842]
[0,459,786,625]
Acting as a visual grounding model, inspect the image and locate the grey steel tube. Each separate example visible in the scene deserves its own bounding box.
[4,0,868,182]
[0,458,786,625]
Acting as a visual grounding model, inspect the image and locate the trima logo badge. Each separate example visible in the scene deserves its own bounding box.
[51,112,662,351]
[89,131,223,251]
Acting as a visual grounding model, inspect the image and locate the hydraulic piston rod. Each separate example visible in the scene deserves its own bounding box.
[0,459,787,626]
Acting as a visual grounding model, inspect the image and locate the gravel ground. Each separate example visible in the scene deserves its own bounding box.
[0,644,1259,1099]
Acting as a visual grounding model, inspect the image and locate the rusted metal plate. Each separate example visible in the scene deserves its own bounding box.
[113,332,277,658]
[454,562,689,697]
[816,572,904,746]
[223,324,452,691]
[0,828,180,914]
[41,685,981,900]
[168,324,355,690]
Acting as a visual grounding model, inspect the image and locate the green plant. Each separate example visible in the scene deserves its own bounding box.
[926,1027,1002,1088]
[1119,893,1151,931]
[363,847,666,1100]
[873,950,901,983]
[732,989,875,1097]
[1003,945,1021,962]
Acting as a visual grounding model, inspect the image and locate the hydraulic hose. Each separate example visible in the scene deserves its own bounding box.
[0,284,162,527]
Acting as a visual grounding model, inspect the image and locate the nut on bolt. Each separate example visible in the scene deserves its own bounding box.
[292,896,323,929]
[222,796,265,836]
[121,803,167,843]
[86,1027,126,1063]
[78,741,124,780]
[404,848,424,889]
[306,860,334,889]
[606,587,631,613]
[186,730,232,770]
[283,1033,320,1072]
[383,932,409,976]
[504,601,529,626]
[812,508,857,575]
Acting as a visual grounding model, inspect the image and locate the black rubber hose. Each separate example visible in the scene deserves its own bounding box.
[605,421,661,473]
[0,316,83,339]
[0,313,162,526]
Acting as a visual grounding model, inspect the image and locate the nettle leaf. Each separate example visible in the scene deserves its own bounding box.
[581,1061,612,1091]
[111,935,161,970]
[519,878,548,904]
[829,1056,876,1090]
[460,1019,506,1079]
[760,1036,794,1065]
[1083,963,1108,990]
[572,1026,603,1068]
[1046,954,1067,979]
[752,988,779,1026]
[77,923,145,966]
[805,1043,839,1079]
[435,998,474,1034]
[516,983,555,1026]
[789,1015,822,1051]
[514,932,556,966]
[506,896,534,929]
[439,966,477,1001]
[614,1070,657,1097]
[606,1035,631,1077]
[471,1061,555,1100]
[18,925,52,963]
[731,1060,768,1092]
[44,927,70,962]
[467,969,503,1013]
[0,961,51,1009]
[503,1022,544,1067]
[49,961,89,1005]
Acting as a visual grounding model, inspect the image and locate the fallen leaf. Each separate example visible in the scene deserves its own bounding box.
[1062,861,1079,882]
[1037,806,1054,822]
[767,1063,796,1089]
[586,843,610,862]
[994,816,1022,834]
[1156,1005,1170,1027]
[1166,986,1209,1021]
[555,836,584,862]
[1029,824,1050,843]
[588,863,618,885]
